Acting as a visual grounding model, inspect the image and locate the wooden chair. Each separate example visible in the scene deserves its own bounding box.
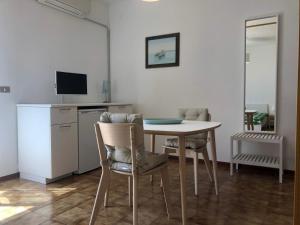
[89,115,171,225]
[162,108,216,196]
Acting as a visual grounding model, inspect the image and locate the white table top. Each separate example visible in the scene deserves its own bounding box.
[144,120,221,136]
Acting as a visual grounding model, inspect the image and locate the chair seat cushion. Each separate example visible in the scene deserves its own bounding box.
[165,137,207,150]
[111,152,168,174]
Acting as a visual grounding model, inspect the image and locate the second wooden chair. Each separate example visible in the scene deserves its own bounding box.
[89,113,171,225]
[163,108,216,196]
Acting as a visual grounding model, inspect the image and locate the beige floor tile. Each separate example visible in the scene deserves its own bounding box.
[4,212,49,225]
[53,207,90,224]
[0,159,294,225]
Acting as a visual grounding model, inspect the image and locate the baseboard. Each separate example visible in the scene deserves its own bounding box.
[168,155,295,174]
[20,172,73,184]
[0,172,20,182]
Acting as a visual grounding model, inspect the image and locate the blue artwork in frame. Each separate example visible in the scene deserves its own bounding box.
[146,33,180,69]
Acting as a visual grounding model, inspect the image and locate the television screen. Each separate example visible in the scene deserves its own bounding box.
[56,71,87,95]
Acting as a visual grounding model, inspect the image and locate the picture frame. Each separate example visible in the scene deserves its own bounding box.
[145,33,180,69]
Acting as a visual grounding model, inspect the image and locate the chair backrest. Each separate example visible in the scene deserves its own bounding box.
[99,122,144,150]
[99,123,134,149]
[95,112,145,168]
[178,108,210,121]
[178,108,210,139]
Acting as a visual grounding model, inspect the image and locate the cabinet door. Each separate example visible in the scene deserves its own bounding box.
[78,110,103,173]
[51,123,78,178]
[108,105,133,114]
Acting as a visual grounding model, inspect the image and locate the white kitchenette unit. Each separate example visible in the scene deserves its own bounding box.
[17,103,132,184]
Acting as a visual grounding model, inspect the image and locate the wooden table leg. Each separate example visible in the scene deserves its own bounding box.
[178,135,187,225]
[150,134,156,183]
[209,129,219,195]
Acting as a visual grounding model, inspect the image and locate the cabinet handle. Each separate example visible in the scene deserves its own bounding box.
[60,125,72,128]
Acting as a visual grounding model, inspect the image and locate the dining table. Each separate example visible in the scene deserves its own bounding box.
[143,120,222,225]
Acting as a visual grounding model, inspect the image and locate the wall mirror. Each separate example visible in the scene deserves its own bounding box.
[244,15,279,133]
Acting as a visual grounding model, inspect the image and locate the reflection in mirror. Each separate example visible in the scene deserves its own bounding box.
[244,16,278,133]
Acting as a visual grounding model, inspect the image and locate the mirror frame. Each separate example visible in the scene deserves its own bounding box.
[243,14,280,134]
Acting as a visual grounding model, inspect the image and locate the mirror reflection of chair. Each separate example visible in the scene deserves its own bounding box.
[245,109,256,130]
[245,104,272,132]
[89,113,171,225]
[163,108,217,196]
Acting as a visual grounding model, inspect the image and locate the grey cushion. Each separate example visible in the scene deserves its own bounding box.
[101,113,144,126]
[178,108,209,121]
[111,152,168,173]
[165,137,207,150]
[100,112,168,173]
[100,112,145,164]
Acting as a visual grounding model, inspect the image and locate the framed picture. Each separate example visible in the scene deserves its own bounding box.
[145,33,180,69]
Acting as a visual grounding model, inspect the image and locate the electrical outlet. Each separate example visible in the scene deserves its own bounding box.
[0,86,11,93]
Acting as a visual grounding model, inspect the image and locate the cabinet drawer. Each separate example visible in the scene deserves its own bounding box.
[51,107,77,125]
[108,105,133,114]
[51,123,78,178]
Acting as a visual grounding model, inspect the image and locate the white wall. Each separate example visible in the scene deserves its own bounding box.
[0,0,108,177]
[109,0,299,170]
[90,0,109,26]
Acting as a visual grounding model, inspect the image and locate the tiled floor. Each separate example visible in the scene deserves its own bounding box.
[0,159,294,225]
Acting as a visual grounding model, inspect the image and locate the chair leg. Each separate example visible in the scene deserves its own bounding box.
[160,147,166,188]
[150,134,156,184]
[89,168,110,225]
[128,176,133,207]
[193,152,199,196]
[210,130,219,196]
[133,173,138,225]
[160,147,175,188]
[202,149,213,182]
[104,171,110,207]
[161,166,171,219]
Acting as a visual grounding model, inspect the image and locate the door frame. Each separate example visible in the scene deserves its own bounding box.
[294,3,300,224]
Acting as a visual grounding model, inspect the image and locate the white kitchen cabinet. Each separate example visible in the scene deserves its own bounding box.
[18,105,78,184]
[17,103,132,184]
[77,108,106,174]
[51,123,78,178]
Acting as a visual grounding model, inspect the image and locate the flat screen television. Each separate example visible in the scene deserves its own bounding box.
[56,71,87,95]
